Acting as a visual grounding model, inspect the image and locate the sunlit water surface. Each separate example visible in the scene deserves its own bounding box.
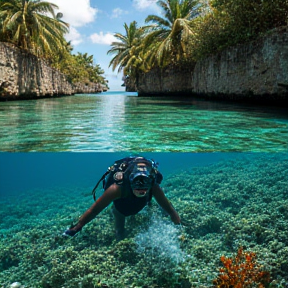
[0,91,287,152]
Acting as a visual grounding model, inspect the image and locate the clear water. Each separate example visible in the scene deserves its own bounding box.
[0,91,287,152]
[0,152,287,287]
[0,152,227,195]
[0,91,287,287]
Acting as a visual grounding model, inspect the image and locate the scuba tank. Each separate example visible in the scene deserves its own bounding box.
[91,156,160,201]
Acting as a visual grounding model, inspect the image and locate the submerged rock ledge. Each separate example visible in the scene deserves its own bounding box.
[137,26,288,104]
[0,42,107,101]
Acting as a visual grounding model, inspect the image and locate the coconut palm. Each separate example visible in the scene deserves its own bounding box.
[0,0,69,57]
[107,21,149,90]
[107,21,146,74]
[144,0,201,67]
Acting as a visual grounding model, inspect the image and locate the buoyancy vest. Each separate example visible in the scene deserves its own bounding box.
[91,156,163,216]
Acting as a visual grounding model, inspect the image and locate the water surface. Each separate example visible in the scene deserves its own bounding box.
[0,91,287,152]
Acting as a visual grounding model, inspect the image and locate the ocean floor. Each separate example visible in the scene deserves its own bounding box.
[0,153,287,288]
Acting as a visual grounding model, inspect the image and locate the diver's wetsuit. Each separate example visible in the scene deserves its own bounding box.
[63,157,180,239]
[112,169,163,216]
[113,187,151,216]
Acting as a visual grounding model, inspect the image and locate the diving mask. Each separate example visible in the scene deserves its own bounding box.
[129,163,154,197]
[131,175,153,190]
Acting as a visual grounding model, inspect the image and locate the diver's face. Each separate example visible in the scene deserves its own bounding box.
[132,188,148,197]
[131,176,152,198]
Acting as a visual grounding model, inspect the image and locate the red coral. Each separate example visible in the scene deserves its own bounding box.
[213,247,271,288]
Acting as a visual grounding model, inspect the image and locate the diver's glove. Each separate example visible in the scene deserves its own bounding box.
[62,225,82,237]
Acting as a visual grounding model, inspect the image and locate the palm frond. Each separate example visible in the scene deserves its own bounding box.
[143,0,201,67]
[0,0,69,57]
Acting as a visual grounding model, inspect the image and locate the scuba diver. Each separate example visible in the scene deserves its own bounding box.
[63,156,181,240]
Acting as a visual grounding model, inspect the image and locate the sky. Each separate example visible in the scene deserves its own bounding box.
[50,0,162,91]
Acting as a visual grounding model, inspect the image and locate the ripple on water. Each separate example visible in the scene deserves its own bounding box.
[0,93,287,152]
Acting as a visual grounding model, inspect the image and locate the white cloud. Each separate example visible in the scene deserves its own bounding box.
[90,32,117,45]
[44,0,98,46]
[132,0,158,10]
[51,0,98,27]
[65,26,83,46]
[111,8,128,19]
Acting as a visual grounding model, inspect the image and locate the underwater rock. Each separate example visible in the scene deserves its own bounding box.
[10,283,22,288]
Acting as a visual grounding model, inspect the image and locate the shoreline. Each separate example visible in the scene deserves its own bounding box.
[1,27,287,103]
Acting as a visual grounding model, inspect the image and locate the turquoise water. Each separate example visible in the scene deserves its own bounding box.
[0,152,227,195]
[0,91,287,152]
[0,91,288,287]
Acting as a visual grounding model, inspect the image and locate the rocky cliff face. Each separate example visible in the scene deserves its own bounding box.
[0,42,106,100]
[138,27,288,102]
[137,65,195,96]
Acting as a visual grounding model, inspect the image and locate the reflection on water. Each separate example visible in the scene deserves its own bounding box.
[0,91,287,152]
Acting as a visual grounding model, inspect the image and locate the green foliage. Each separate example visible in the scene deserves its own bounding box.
[0,0,107,87]
[176,0,288,60]
[107,21,148,90]
[143,0,201,67]
[52,51,107,85]
[108,0,288,78]
[107,21,146,75]
[211,0,288,37]
[0,0,69,58]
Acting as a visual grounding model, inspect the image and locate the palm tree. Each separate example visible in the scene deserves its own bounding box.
[107,21,147,90]
[0,0,69,57]
[74,52,106,84]
[144,0,201,67]
[107,21,146,74]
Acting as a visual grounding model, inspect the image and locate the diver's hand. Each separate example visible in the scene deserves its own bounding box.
[62,226,82,237]
[171,213,181,225]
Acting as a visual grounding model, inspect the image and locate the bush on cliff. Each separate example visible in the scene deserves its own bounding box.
[188,0,288,60]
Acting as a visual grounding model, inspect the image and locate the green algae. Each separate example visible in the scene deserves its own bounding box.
[0,153,287,288]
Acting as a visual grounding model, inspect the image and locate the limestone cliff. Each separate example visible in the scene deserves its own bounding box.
[0,42,107,100]
[137,27,288,103]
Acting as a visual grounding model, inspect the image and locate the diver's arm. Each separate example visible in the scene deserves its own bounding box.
[152,184,181,224]
[64,184,121,236]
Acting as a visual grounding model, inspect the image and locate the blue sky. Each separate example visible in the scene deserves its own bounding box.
[51,0,161,91]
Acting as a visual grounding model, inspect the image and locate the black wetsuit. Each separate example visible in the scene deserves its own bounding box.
[113,189,152,216]
[113,167,163,216]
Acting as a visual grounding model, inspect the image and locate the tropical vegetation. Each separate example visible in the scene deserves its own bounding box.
[0,0,107,87]
[143,0,200,67]
[107,21,146,88]
[108,0,288,86]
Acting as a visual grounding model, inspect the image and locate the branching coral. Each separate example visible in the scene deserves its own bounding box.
[213,247,271,288]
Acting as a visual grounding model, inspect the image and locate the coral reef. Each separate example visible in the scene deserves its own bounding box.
[0,153,287,288]
[213,246,271,288]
